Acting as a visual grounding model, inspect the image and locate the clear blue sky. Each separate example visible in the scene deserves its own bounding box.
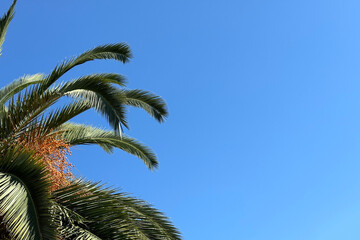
[1,0,360,239]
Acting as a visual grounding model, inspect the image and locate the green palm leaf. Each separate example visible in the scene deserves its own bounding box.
[0,88,59,140]
[53,180,182,240]
[40,43,132,92]
[58,123,158,169]
[0,74,44,107]
[60,75,129,131]
[54,203,102,240]
[2,73,129,136]
[0,0,16,56]
[40,101,90,132]
[121,89,168,123]
[0,147,56,239]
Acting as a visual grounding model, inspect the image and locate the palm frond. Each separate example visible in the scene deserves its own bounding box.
[0,74,44,107]
[0,87,60,140]
[40,43,132,92]
[0,41,132,134]
[0,0,16,55]
[40,101,90,132]
[53,180,181,240]
[2,73,129,137]
[114,192,181,240]
[121,89,168,123]
[74,73,127,86]
[1,74,126,139]
[54,202,103,240]
[60,74,129,131]
[0,147,57,239]
[57,123,158,169]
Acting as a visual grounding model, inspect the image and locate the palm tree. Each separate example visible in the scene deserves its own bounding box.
[0,1,181,239]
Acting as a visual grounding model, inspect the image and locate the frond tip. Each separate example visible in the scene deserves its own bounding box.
[0,0,17,55]
[121,89,168,122]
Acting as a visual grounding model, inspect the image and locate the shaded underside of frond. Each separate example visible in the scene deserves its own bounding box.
[53,180,182,240]
[0,147,56,239]
[121,89,168,123]
[61,76,129,132]
[57,123,158,169]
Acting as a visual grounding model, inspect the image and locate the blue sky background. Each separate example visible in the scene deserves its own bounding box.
[1,0,360,239]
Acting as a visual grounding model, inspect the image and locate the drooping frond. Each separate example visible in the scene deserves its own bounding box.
[53,180,182,240]
[0,0,16,55]
[71,73,127,86]
[113,192,182,240]
[60,75,129,131]
[0,147,57,239]
[57,123,158,169]
[1,77,122,139]
[1,73,130,138]
[121,89,168,122]
[39,43,132,92]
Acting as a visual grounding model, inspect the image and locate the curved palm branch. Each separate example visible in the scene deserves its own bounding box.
[0,0,16,55]
[60,75,129,131]
[1,72,167,136]
[39,43,132,93]
[0,68,167,164]
[53,180,181,240]
[0,72,167,169]
[121,89,168,123]
[1,73,128,134]
[0,147,56,239]
[57,123,158,169]
[0,74,44,107]
[0,43,133,137]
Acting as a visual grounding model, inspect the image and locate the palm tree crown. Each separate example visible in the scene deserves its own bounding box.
[0,1,181,239]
